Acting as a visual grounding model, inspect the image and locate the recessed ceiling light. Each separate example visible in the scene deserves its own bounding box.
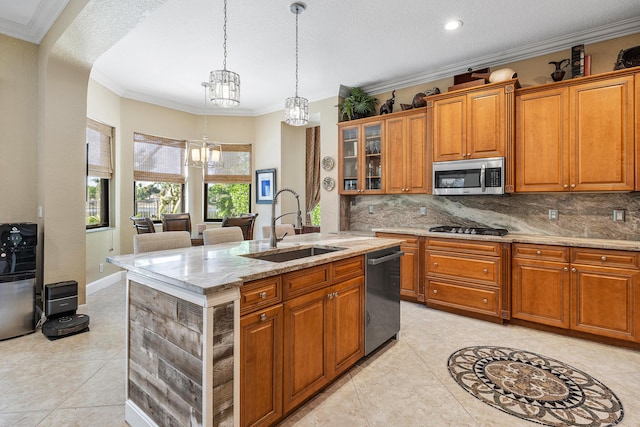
[445,20,463,31]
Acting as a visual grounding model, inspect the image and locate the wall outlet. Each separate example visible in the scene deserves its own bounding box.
[368,205,374,214]
[613,210,625,222]
[99,263,104,273]
[548,209,559,221]
[419,207,427,215]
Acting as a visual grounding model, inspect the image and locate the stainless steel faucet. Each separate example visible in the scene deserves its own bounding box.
[270,188,302,248]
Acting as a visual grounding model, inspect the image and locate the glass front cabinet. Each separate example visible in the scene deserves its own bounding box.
[338,120,384,194]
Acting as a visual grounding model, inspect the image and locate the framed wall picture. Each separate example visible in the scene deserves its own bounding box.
[256,168,276,204]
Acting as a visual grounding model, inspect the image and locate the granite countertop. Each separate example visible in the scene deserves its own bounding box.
[107,233,404,295]
[372,227,640,251]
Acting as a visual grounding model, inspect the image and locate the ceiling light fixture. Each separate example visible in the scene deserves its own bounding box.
[284,2,309,127]
[445,20,463,31]
[186,82,223,169]
[209,0,240,107]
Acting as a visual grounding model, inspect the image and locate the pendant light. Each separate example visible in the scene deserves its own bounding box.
[209,0,240,107]
[186,82,223,169]
[284,2,309,126]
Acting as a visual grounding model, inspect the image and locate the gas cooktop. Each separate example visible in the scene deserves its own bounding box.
[428,225,509,236]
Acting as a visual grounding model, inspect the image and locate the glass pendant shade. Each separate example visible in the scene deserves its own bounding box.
[210,69,240,107]
[284,96,309,126]
[186,140,207,168]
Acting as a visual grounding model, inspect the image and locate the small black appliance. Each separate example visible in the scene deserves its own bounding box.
[42,280,90,340]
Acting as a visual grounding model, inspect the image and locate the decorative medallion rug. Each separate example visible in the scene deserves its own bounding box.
[447,346,624,426]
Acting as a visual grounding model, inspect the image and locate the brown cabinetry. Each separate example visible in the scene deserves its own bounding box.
[515,70,636,192]
[425,237,510,320]
[385,110,429,193]
[375,232,423,302]
[338,120,384,194]
[241,256,365,424]
[512,243,640,343]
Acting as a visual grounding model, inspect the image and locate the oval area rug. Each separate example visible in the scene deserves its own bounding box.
[447,346,623,426]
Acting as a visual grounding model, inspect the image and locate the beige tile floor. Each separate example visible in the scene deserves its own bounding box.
[1,280,639,426]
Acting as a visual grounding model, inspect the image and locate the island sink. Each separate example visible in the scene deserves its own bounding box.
[242,245,345,263]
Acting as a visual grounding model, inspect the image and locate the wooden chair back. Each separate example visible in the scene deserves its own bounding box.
[221,213,258,240]
[161,213,192,233]
[130,216,156,234]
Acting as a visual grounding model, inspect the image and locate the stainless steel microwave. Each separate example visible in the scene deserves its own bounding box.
[432,157,505,195]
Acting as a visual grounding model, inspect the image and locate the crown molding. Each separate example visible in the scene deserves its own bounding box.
[361,16,640,95]
[0,0,69,44]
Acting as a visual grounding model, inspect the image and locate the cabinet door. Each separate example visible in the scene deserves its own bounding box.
[362,121,384,193]
[400,242,421,301]
[570,76,635,191]
[329,276,364,377]
[339,124,359,194]
[515,88,570,192]
[283,288,330,412]
[240,304,283,427]
[432,95,465,161]
[512,258,570,328]
[385,116,406,193]
[571,265,638,342]
[467,88,505,158]
[405,112,428,192]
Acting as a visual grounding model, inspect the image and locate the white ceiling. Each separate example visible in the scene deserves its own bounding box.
[1,0,640,116]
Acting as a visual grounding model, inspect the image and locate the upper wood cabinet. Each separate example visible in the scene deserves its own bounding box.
[516,69,636,192]
[384,110,429,194]
[338,119,384,194]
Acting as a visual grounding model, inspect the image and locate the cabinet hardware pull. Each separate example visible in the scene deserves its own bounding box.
[482,269,488,274]
[433,289,438,294]
[563,184,568,189]
[260,313,267,322]
[433,262,438,267]
[572,267,577,272]
[467,153,471,157]
[564,267,568,271]
[536,250,541,255]
[259,291,267,299]
[570,184,576,188]
[328,293,333,299]
[601,256,607,261]
[483,298,488,304]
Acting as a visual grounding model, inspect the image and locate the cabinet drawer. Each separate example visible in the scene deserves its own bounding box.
[376,233,419,246]
[283,265,330,300]
[426,238,501,256]
[512,243,569,262]
[427,279,499,316]
[571,248,639,269]
[426,252,500,285]
[240,276,282,315]
[331,255,365,283]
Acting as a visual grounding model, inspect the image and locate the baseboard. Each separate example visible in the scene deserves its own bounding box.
[125,400,158,427]
[86,271,125,295]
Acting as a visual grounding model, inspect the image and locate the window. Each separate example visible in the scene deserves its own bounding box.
[133,132,186,220]
[204,144,252,221]
[86,119,113,229]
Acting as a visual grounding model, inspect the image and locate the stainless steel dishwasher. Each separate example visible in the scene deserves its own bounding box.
[365,246,403,355]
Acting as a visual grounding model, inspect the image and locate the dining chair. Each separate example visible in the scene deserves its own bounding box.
[161,213,192,233]
[203,227,245,245]
[133,231,191,254]
[262,224,296,239]
[221,213,258,240]
[130,216,156,234]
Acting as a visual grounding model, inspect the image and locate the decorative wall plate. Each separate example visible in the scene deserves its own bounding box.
[322,177,335,191]
[321,156,335,171]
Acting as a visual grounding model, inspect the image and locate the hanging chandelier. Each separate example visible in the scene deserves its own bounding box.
[209,0,240,107]
[186,82,223,169]
[284,2,309,126]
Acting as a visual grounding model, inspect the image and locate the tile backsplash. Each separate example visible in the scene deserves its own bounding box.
[347,192,640,240]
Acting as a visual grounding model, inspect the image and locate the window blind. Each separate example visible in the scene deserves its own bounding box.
[134,132,186,184]
[87,118,113,179]
[205,143,252,183]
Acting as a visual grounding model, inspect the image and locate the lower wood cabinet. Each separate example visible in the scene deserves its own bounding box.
[283,275,364,413]
[425,237,510,321]
[512,244,640,343]
[240,304,283,427]
[240,256,365,426]
[375,232,423,302]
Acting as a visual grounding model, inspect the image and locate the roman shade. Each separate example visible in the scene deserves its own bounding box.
[133,132,186,183]
[86,118,113,179]
[204,143,252,183]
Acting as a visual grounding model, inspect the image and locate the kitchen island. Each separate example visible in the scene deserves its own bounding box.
[107,233,403,427]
